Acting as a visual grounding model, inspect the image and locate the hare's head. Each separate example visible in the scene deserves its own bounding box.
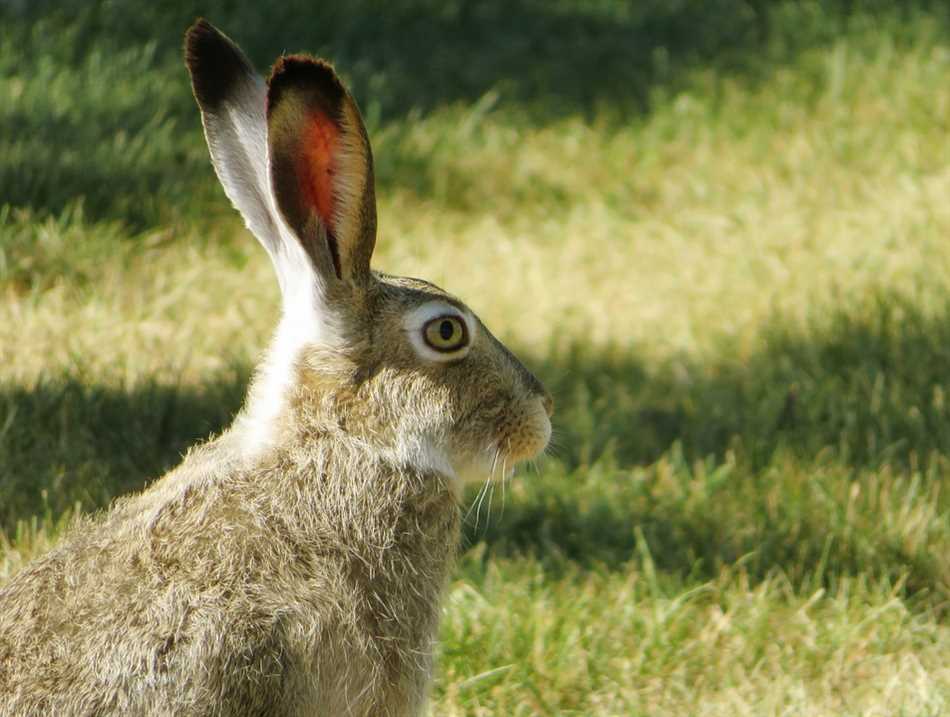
[185,20,552,483]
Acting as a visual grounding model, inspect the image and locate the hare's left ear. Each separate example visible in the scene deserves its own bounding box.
[266,56,377,288]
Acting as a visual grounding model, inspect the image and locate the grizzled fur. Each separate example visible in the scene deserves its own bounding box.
[0,423,458,715]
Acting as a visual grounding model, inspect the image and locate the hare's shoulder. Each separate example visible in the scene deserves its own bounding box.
[0,433,250,622]
[0,437,308,715]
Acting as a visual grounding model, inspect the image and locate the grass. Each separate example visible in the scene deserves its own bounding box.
[3,1,950,714]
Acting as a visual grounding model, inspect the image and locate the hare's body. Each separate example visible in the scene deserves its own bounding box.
[0,20,552,716]
[1,449,456,717]
[1,355,458,716]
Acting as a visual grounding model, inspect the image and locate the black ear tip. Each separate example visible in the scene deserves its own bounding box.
[268,55,346,113]
[184,19,254,109]
[187,17,214,35]
[184,18,220,64]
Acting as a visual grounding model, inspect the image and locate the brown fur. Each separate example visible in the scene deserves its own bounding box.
[0,21,551,717]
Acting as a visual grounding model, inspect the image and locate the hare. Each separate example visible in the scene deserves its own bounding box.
[0,18,552,717]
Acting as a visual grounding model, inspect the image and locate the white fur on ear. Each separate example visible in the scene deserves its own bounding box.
[187,22,340,459]
[186,22,323,303]
[201,72,277,271]
[402,301,478,363]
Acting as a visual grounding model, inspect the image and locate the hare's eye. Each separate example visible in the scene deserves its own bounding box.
[423,316,468,352]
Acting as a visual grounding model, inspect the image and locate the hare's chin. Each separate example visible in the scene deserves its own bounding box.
[452,448,508,484]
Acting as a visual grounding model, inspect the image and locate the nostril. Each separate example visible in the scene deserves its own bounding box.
[540,393,554,418]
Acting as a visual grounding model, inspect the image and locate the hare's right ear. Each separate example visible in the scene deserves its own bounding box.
[184,19,318,301]
[266,55,377,288]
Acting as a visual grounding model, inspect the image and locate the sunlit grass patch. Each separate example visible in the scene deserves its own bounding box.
[434,557,949,716]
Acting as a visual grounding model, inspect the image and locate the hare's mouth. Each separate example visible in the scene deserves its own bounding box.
[452,397,552,484]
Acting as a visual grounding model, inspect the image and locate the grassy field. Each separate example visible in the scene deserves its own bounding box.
[3,1,950,714]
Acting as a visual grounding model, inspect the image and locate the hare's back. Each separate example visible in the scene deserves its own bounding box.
[0,537,289,715]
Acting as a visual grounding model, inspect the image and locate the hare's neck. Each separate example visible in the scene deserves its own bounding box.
[235,308,328,461]
[276,444,462,569]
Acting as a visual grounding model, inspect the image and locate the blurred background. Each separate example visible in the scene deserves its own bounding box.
[2,1,949,714]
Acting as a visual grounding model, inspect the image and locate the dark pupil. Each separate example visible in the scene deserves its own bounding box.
[439,320,455,341]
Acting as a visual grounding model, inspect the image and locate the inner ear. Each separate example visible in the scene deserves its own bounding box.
[298,109,343,277]
[267,55,376,286]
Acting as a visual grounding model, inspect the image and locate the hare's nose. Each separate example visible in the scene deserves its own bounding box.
[540,392,554,418]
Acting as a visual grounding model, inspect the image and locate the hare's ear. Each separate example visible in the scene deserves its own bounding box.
[266,56,377,287]
[185,20,318,300]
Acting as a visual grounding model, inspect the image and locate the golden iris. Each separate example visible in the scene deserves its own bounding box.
[423,315,468,352]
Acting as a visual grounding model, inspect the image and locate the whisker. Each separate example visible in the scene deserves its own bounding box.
[499,460,507,520]
[463,477,489,527]
[500,454,509,518]
[489,448,500,481]
[473,476,491,532]
[545,430,564,459]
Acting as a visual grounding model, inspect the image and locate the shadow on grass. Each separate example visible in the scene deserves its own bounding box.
[0,368,249,533]
[6,0,949,225]
[540,293,950,473]
[2,290,949,604]
[17,0,950,121]
[467,454,948,604]
[2,0,814,121]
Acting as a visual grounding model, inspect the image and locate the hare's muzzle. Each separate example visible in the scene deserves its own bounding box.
[498,393,553,466]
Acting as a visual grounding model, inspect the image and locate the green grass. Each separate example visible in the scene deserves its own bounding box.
[3,1,950,714]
